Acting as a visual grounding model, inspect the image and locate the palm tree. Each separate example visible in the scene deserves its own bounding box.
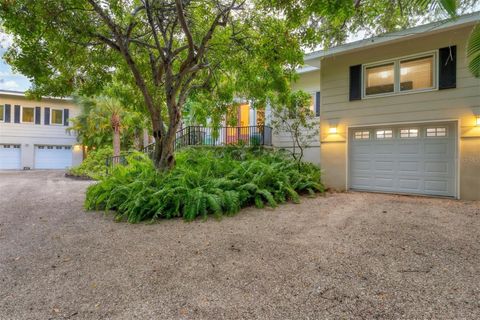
[68,95,148,159]
[95,96,123,158]
[467,23,480,78]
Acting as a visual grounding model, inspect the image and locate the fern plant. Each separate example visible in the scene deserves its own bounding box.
[85,146,324,222]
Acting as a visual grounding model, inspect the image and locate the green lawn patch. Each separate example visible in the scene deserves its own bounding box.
[85,146,324,222]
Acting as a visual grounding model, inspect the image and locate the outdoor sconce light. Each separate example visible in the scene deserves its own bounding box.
[473,107,480,127]
[73,144,82,151]
[328,118,340,134]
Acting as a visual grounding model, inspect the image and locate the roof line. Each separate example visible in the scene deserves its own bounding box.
[305,11,480,61]
[0,89,73,101]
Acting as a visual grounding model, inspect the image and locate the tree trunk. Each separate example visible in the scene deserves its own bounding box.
[111,113,121,161]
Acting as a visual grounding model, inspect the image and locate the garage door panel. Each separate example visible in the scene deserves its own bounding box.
[424,161,449,174]
[350,176,373,188]
[398,178,421,191]
[373,144,395,155]
[424,142,449,156]
[352,160,371,171]
[349,122,456,197]
[0,145,21,169]
[374,160,395,172]
[424,180,449,193]
[350,144,372,156]
[35,146,72,169]
[398,143,421,155]
[398,161,420,173]
[374,177,395,188]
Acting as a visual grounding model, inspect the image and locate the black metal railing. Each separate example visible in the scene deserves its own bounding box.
[174,125,272,151]
[106,125,272,173]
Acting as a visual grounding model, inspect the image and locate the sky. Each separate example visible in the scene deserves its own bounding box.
[0,48,31,91]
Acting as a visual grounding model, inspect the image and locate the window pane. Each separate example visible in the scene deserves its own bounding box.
[365,63,394,95]
[22,107,34,122]
[0,105,3,121]
[52,109,63,124]
[309,94,315,112]
[355,131,370,140]
[376,129,393,139]
[400,128,418,138]
[426,127,447,137]
[400,56,434,91]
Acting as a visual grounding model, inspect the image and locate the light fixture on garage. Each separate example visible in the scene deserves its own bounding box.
[328,118,340,134]
[473,107,480,126]
[73,144,82,151]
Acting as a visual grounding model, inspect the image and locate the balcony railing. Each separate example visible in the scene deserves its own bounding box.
[174,125,272,151]
[106,125,272,173]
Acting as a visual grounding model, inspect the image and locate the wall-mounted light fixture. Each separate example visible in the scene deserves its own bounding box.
[473,107,480,127]
[328,118,340,134]
[73,144,82,151]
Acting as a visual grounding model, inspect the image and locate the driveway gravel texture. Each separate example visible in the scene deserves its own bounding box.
[1,171,479,319]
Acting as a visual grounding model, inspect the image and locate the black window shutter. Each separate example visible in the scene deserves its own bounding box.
[349,65,362,101]
[315,91,320,117]
[14,105,20,123]
[439,46,456,90]
[44,107,50,125]
[63,108,69,126]
[4,104,11,123]
[35,107,41,124]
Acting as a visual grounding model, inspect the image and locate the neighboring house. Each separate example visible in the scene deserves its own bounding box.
[0,90,83,170]
[293,12,480,200]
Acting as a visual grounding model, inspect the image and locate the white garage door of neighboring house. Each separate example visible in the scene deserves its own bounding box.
[349,122,457,197]
[0,144,21,169]
[34,145,73,169]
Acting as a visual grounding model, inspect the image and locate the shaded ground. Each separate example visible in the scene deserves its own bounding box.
[0,171,479,320]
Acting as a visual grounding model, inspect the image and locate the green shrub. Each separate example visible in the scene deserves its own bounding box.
[68,147,113,179]
[85,146,324,222]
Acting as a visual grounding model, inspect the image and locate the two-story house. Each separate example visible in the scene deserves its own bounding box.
[293,12,480,200]
[0,90,83,169]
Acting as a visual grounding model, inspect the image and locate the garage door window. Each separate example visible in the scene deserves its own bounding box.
[426,127,447,137]
[22,107,35,123]
[400,128,419,138]
[354,131,370,140]
[376,129,393,139]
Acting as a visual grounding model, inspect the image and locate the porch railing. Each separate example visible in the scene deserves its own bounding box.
[106,125,272,173]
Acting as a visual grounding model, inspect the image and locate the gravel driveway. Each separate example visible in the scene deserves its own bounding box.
[1,171,479,319]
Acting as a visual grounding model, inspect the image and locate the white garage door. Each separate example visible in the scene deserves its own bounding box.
[0,144,21,169]
[349,122,457,197]
[35,145,72,169]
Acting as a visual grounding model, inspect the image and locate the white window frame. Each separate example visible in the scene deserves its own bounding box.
[426,127,447,138]
[50,108,64,126]
[309,91,320,118]
[21,106,35,124]
[354,130,370,140]
[362,50,437,99]
[375,129,393,139]
[400,128,420,139]
[0,104,4,122]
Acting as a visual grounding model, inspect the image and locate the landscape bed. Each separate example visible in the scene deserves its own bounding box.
[85,147,324,222]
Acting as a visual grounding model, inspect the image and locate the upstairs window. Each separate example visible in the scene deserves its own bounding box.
[365,63,395,95]
[51,109,63,125]
[400,56,434,92]
[363,52,436,97]
[22,107,34,123]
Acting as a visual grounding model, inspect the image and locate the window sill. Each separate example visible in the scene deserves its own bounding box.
[362,87,438,100]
